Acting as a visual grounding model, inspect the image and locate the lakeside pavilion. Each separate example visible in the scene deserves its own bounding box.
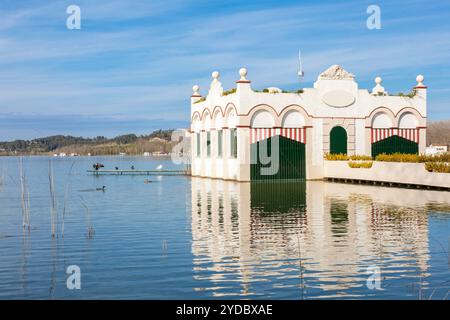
[190,65,427,181]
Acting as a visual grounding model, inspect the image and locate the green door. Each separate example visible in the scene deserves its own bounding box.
[371,135,418,158]
[251,135,305,180]
[330,126,347,155]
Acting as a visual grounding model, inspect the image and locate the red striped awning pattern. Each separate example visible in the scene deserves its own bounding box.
[371,128,420,143]
[250,128,306,144]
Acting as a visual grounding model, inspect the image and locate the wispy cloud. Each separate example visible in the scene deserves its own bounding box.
[0,0,449,139]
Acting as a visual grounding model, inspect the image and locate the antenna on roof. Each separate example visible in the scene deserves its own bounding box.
[297,50,304,81]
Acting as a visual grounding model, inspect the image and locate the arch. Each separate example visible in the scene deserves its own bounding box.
[330,126,347,154]
[213,109,223,129]
[192,114,201,132]
[245,104,279,126]
[211,106,224,118]
[372,112,393,128]
[191,111,201,123]
[394,106,425,120]
[201,108,212,121]
[202,110,211,131]
[225,106,237,128]
[251,110,275,128]
[366,107,395,127]
[282,110,306,128]
[224,103,238,118]
[398,112,419,128]
[279,105,312,126]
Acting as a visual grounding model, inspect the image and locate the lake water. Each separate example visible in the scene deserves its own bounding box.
[0,156,448,299]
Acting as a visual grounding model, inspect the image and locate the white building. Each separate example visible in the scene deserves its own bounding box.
[190,65,427,181]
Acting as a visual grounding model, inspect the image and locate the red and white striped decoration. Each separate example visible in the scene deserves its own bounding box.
[250,128,306,144]
[371,128,419,143]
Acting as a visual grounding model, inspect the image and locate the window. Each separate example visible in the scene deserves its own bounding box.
[230,128,237,158]
[196,133,201,157]
[206,132,211,157]
[217,130,223,158]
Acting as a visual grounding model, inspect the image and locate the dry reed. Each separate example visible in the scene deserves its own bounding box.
[48,161,58,238]
[19,157,31,231]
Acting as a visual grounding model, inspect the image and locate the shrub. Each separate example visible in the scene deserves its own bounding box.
[325,154,372,161]
[325,153,349,161]
[348,161,373,169]
[349,155,372,161]
[393,90,416,98]
[425,162,450,173]
[375,153,420,163]
[193,97,206,104]
[375,153,450,163]
[222,88,236,96]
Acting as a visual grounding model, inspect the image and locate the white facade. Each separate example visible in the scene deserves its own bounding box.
[190,65,427,181]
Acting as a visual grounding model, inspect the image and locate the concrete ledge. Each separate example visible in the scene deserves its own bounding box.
[324,161,450,189]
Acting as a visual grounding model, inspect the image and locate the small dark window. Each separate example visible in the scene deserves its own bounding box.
[217,130,223,158]
[206,132,211,157]
[230,128,237,158]
[196,133,201,157]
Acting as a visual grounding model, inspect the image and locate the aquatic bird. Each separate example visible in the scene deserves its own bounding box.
[93,163,105,171]
[131,165,135,170]
[144,179,152,184]
[96,186,106,191]
[156,164,163,170]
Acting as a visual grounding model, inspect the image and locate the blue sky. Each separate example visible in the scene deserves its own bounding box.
[0,0,450,140]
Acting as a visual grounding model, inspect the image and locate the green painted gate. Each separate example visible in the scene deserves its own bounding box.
[251,135,305,180]
[371,135,418,158]
[330,126,347,155]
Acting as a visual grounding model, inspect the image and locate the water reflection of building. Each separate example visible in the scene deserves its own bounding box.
[191,178,450,298]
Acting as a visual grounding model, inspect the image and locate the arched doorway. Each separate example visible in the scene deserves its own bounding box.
[330,126,347,155]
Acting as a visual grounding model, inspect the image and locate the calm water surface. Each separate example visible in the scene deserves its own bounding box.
[0,156,448,299]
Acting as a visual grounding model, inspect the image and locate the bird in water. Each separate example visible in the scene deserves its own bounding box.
[144,179,152,184]
[96,186,106,191]
[156,164,163,170]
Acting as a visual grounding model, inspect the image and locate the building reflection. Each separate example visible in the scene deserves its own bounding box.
[190,178,449,298]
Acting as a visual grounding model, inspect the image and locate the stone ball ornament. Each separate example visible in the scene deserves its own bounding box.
[416,74,424,86]
[238,67,249,81]
[192,85,200,96]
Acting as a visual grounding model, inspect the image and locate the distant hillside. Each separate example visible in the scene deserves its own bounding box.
[0,129,176,156]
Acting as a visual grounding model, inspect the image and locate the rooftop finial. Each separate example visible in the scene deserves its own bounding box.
[239,68,247,80]
[371,76,386,95]
[192,85,200,97]
[416,74,425,87]
[237,67,250,83]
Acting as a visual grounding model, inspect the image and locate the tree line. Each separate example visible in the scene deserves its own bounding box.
[0,130,175,154]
